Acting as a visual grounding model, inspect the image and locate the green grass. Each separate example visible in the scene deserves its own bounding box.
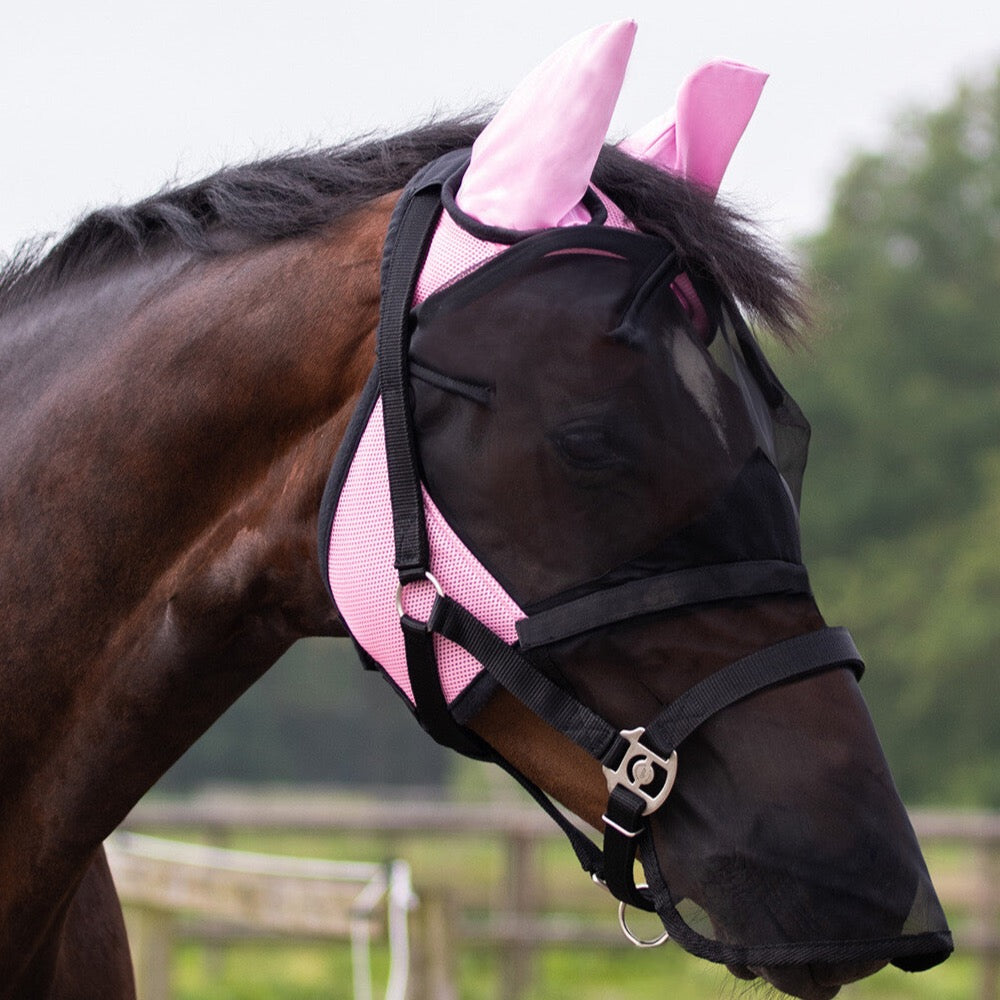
[169,938,977,1000]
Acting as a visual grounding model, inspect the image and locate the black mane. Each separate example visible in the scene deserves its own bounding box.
[0,117,803,338]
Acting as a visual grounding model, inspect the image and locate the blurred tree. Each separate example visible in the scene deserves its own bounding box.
[779,68,1000,805]
[158,638,451,792]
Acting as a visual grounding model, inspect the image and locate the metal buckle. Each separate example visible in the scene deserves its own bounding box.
[601,812,642,839]
[602,727,678,816]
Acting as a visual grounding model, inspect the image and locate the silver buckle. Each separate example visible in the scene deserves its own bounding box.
[602,727,678,816]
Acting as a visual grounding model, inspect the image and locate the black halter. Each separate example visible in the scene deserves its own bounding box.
[357,149,864,917]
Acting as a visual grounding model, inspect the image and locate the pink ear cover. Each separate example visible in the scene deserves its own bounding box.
[620,60,768,196]
[456,19,637,231]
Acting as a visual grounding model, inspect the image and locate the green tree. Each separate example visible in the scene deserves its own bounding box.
[159,638,451,792]
[780,69,1000,805]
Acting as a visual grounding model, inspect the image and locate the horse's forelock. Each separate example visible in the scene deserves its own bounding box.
[592,145,806,343]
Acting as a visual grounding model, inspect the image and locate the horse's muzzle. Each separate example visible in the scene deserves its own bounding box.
[731,960,888,1000]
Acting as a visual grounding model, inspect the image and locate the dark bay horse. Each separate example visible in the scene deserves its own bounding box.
[0,101,949,1000]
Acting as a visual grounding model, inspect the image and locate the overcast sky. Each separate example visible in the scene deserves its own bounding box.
[3,0,999,258]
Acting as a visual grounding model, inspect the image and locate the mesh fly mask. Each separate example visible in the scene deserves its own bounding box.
[317,149,953,971]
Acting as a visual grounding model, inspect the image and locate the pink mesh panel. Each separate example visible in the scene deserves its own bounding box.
[414,212,506,304]
[414,187,636,304]
[328,399,525,705]
[595,187,635,231]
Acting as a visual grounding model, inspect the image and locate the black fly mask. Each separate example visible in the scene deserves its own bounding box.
[319,148,952,975]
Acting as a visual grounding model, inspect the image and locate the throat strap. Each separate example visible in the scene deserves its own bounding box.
[430,596,620,759]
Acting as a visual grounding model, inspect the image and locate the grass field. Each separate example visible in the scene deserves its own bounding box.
[169,940,978,1000]
[128,819,984,1000]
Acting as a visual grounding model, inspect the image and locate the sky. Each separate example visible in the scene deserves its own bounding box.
[2,0,1000,258]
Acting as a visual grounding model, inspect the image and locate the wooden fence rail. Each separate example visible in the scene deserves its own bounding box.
[116,791,1000,1000]
[106,831,414,1000]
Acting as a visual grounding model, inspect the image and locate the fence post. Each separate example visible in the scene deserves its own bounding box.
[407,890,458,1000]
[499,830,537,1000]
[124,905,173,1000]
[978,840,999,1000]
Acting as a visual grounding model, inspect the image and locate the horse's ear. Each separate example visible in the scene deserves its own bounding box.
[456,20,636,230]
[620,60,767,196]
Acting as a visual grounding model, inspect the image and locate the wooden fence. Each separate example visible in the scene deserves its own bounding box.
[106,830,414,1000]
[116,791,1000,1000]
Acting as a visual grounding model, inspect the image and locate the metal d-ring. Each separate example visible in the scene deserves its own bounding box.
[618,887,670,948]
[395,570,445,622]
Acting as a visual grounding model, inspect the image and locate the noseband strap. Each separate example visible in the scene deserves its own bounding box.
[370,153,866,914]
[431,595,862,908]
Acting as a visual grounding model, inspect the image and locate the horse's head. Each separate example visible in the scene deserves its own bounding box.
[322,21,951,999]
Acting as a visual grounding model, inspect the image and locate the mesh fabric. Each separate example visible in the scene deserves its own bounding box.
[328,399,524,705]
[414,186,635,304]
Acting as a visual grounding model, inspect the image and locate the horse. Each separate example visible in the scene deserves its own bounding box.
[0,21,950,1000]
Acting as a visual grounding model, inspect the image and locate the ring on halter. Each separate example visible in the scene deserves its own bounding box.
[395,571,445,622]
[618,887,670,948]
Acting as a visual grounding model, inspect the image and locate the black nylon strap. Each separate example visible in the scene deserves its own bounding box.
[376,187,443,578]
[376,148,471,577]
[516,560,812,649]
[641,625,863,758]
[400,615,490,758]
[405,617,606,880]
[602,786,656,911]
[429,595,619,760]
[596,626,863,912]
[493,755,605,878]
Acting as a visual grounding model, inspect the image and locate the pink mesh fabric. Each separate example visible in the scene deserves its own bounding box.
[413,212,506,304]
[328,399,525,705]
[596,188,634,231]
[414,187,636,304]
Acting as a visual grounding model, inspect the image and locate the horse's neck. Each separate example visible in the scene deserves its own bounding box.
[0,197,391,933]
[3,203,387,653]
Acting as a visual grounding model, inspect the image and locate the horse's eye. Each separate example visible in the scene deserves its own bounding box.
[550,422,628,471]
